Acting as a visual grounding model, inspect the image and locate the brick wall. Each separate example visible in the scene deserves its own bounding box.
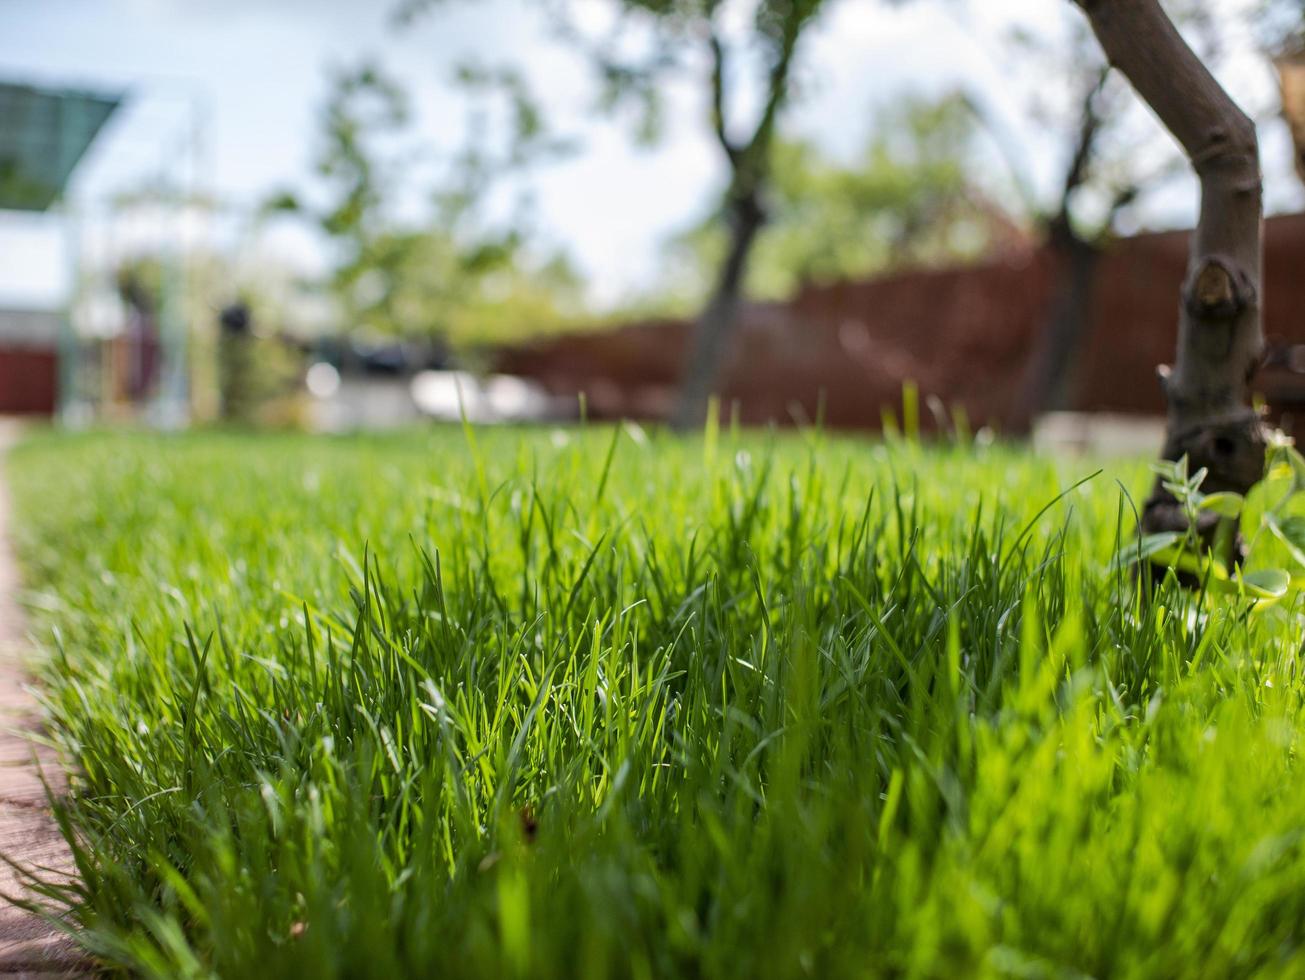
[0,349,57,415]
[494,212,1305,432]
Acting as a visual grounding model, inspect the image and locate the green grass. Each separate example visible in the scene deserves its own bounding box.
[7,426,1305,978]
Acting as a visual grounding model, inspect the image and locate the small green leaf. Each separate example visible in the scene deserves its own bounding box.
[1112,532,1183,570]
[1240,568,1290,598]
[1279,515,1305,549]
[1198,492,1244,517]
[1241,465,1294,542]
[1147,544,1225,580]
[1212,516,1237,569]
[1266,514,1305,569]
[1285,446,1305,492]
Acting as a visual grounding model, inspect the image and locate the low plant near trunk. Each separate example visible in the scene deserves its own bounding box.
[1117,438,1305,601]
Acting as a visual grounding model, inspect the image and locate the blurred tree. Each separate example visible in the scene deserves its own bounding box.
[214,300,308,427]
[217,301,260,425]
[985,2,1219,426]
[317,63,409,335]
[664,92,1024,304]
[540,0,841,428]
[1278,57,1305,183]
[266,61,583,349]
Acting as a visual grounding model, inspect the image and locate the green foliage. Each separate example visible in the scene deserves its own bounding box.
[10,430,1305,977]
[1117,438,1305,602]
[665,92,1018,301]
[115,255,167,315]
[216,330,306,428]
[551,0,837,332]
[315,63,410,245]
[359,229,584,345]
[567,0,828,153]
[273,61,583,347]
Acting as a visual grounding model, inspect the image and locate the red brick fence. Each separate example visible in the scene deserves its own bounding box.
[495,213,1305,433]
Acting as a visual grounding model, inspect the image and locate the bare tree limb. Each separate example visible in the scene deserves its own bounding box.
[1016,63,1110,426]
[742,12,808,168]
[1055,64,1110,223]
[708,30,741,165]
[671,0,822,430]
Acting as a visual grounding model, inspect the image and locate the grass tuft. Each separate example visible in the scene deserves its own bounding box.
[7,427,1305,978]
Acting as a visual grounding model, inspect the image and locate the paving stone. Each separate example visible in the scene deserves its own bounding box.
[0,425,87,975]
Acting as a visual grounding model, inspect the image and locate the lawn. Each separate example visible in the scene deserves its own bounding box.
[8,426,1305,978]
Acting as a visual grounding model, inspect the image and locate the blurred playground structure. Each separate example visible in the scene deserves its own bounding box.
[0,76,563,430]
[0,78,201,424]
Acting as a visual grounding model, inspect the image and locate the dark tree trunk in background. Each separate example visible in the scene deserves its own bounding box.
[1019,218,1101,426]
[671,189,765,431]
[1017,67,1109,431]
[670,10,812,433]
[1074,0,1266,533]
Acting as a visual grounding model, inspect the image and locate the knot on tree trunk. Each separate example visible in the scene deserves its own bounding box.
[1142,413,1267,584]
[1142,410,1267,541]
[1162,410,1266,494]
[1183,257,1253,320]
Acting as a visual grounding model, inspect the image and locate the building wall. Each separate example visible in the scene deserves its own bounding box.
[494,213,1305,433]
[0,349,56,415]
[0,308,59,415]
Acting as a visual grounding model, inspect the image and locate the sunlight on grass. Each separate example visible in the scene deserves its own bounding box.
[8,427,1305,978]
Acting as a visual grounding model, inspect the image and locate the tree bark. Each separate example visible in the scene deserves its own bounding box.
[671,190,765,431]
[670,7,814,432]
[1073,0,1266,535]
[1019,219,1101,428]
[1017,67,1108,431]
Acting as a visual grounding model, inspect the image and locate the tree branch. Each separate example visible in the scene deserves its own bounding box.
[742,18,804,169]
[708,30,741,165]
[1054,63,1110,227]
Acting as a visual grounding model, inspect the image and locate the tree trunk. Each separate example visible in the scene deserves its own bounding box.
[1073,0,1266,535]
[670,190,765,432]
[1016,63,1111,434]
[1018,218,1101,429]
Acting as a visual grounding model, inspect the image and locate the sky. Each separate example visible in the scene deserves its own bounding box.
[0,0,1299,310]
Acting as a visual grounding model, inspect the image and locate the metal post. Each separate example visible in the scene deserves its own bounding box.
[56,94,84,425]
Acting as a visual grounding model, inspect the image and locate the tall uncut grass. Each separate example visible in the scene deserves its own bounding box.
[8,426,1305,978]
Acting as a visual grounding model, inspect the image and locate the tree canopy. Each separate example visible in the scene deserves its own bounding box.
[264,60,583,348]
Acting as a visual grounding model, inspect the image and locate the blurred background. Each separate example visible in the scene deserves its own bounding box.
[2,0,1304,449]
